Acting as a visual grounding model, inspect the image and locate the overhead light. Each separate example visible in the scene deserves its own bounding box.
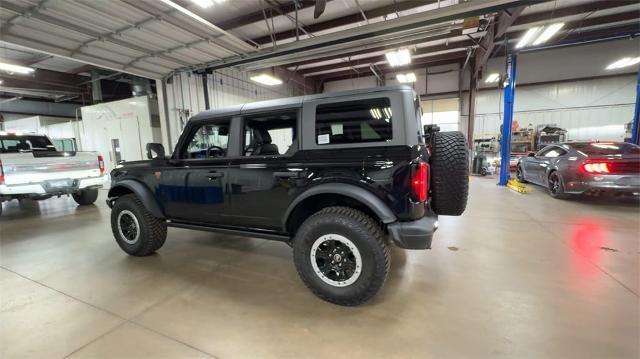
[485,73,500,83]
[606,56,640,70]
[386,49,412,67]
[516,27,541,49]
[190,0,214,7]
[532,23,564,45]
[250,74,282,86]
[190,0,225,8]
[0,62,35,75]
[160,0,224,31]
[396,72,416,83]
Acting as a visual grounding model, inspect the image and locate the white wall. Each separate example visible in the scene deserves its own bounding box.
[466,75,636,142]
[80,96,160,171]
[4,116,75,138]
[164,68,302,149]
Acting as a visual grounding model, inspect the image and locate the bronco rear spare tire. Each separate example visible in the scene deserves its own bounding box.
[430,131,469,216]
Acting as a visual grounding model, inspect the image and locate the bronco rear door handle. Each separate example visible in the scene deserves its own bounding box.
[274,171,302,178]
[206,172,224,179]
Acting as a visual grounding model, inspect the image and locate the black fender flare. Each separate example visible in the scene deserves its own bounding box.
[282,183,397,229]
[107,179,165,219]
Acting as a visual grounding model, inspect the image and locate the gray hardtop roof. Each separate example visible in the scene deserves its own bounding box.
[189,85,415,122]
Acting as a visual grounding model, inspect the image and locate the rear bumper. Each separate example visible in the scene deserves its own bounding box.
[0,176,105,198]
[387,214,438,250]
[565,174,640,194]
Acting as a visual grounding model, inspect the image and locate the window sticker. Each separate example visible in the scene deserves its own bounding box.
[331,123,343,135]
[318,134,330,144]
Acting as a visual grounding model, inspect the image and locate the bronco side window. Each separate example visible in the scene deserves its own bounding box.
[243,111,298,156]
[182,121,230,159]
[315,98,392,145]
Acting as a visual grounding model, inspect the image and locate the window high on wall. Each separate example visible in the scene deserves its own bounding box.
[421,98,460,132]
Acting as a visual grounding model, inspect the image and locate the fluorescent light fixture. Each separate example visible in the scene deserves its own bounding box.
[190,0,225,7]
[396,72,416,83]
[0,62,35,75]
[250,74,282,86]
[160,0,222,31]
[532,22,564,45]
[190,0,214,7]
[516,27,541,49]
[606,56,640,70]
[485,73,500,83]
[386,49,412,67]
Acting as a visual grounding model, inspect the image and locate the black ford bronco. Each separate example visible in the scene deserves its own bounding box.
[107,86,468,305]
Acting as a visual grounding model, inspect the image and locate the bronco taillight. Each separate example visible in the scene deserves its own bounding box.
[0,160,4,184]
[98,155,105,174]
[411,162,429,202]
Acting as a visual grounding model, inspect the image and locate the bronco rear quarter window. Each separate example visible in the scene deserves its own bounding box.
[315,98,392,145]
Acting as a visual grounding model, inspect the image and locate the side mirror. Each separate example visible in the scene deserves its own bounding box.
[146,143,165,159]
[528,152,536,157]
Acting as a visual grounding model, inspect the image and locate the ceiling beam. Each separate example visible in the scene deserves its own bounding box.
[215,0,323,30]
[310,52,467,80]
[513,0,638,26]
[298,46,471,75]
[288,2,638,73]
[316,58,465,83]
[251,0,439,45]
[474,6,524,77]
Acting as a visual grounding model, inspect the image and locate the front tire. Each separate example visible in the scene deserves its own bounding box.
[293,206,390,306]
[73,188,99,205]
[111,194,167,256]
[516,165,528,183]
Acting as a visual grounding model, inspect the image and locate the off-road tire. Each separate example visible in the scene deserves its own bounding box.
[293,206,390,306]
[72,188,99,205]
[430,131,469,215]
[111,194,167,256]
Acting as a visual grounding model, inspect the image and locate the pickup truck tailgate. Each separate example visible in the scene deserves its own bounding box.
[1,152,102,185]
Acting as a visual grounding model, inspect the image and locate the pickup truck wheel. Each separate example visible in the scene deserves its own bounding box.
[111,194,167,256]
[293,206,389,306]
[430,131,469,216]
[72,188,99,205]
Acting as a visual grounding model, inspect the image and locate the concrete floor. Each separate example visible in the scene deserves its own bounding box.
[0,177,638,358]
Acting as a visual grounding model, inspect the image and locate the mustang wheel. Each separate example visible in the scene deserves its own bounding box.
[111,194,167,256]
[293,206,389,306]
[548,171,568,199]
[516,165,527,183]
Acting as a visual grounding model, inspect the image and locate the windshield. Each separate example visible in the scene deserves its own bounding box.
[571,142,640,156]
[0,135,56,153]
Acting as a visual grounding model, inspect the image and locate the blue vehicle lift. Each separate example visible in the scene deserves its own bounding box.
[631,69,640,145]
[498,54,517,186]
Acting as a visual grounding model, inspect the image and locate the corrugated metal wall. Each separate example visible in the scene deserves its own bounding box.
[164,68,301,147]
[468,75,636,142]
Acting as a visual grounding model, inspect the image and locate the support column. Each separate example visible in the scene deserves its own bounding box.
[631,69,639,145]
[91,70,103,103]
[467,61,477,147]
[155,78,172,149]
[498,53,517,186]
[201,73,210,110]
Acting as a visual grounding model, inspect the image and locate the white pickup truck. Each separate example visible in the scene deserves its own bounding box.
[0,132,106,215]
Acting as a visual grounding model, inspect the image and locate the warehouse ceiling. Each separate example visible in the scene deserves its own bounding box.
[0,0,638,84]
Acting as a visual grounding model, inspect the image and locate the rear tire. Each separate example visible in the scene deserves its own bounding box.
[430,131,469,215]
[547,171,568,199]
[293,206,389,306]
[111,194,167,256]
[73,188,99,205]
